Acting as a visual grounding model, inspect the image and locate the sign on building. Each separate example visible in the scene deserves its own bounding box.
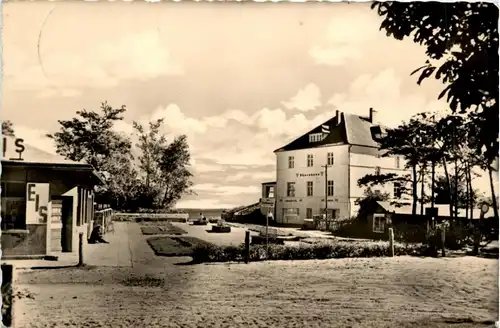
[26,183,50,224]
[2,137,25,161]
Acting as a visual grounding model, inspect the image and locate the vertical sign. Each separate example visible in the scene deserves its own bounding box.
[26,183,50,224]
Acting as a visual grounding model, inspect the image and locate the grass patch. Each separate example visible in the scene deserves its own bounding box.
[191,240,427,263]
[140,222,187,235]
[147,236,214,257]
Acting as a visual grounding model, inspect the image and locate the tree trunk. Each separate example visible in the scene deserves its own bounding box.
[442,159,454,219]
[431,161,436,209]
[468,166,474,219]
[412,164,418,216]
[420,165,425,215]
[465,163,470,220]
[454,158,459,220]
[488,167,499,220]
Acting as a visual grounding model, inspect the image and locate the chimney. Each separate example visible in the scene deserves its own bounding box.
[369,108,377,124]
[336,110,341,126]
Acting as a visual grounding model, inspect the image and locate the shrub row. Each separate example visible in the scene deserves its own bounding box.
[191,240,427,263]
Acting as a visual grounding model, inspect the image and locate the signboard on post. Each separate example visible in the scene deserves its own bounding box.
[26,183,50,224]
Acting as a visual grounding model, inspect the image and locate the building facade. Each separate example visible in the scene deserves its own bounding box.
[1,136,103,259]
[273,108,409,226]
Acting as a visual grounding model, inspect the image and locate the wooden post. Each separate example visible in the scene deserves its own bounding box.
[388,228,394,257]
[441,226,446,257]
[244,231,250,264]
[266,213,269,260]
[1,264,14,328]
[78,232,84,267]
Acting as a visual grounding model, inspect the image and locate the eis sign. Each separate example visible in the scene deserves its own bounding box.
[2,137,25,160]
[26,183,50,224]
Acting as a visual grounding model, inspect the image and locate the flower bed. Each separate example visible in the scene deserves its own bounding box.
[191,240,426,263]
[147,236,214,257]
[211,225,231,233]
[140,222,187,235]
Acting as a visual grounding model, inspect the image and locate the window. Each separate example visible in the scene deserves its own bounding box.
[288,156,294,169]
[266,186,275,198]
[286,182,296,197]
[327,180,334,197]
[307,181,313,196]
[283,208,299,215]
[327,152,334,166]
[393,182,402,199]
[395,157,400,169]
[373,214,386,233]
[375,166,381,175]
[1,182,27,230]
[306,208,313,219]
[307,154,314,167]
[309,133,324,143]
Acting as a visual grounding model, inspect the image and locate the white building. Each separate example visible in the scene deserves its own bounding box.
[273,108,409,226]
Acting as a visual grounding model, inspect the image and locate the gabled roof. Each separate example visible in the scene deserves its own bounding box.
[274,111,384,153]
[274,114,346,153]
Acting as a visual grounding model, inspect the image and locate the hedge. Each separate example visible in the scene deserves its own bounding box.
[191,240,427,264]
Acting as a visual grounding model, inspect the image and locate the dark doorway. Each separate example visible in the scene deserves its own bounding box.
[60,197,73,252]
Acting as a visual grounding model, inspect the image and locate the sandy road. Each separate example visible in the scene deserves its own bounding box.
[14,223,499,328]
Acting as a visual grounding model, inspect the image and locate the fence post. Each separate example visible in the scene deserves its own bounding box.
[78,232,84,267]
[441,226,446,257]
[244,231,250,264]
[388,228,394,257]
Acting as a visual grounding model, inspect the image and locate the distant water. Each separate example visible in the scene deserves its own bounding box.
[176,208,226,220]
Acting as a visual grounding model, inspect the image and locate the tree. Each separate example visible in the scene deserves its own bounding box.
[355,188,390,219]
[2,121,15,136]
[372,2,499,219]
[133,119,167,195]
[158,135,195,208]
[358,115,434,215]
[48,102,134,206]
[133,119,194,209]
[433,175,477,209]
[47,102,132,172]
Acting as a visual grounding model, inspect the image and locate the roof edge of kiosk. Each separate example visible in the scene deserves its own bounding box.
[1,136,106,185]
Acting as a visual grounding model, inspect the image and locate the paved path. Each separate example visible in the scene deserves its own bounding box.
[171,222,259,246]
[3,223,133,269]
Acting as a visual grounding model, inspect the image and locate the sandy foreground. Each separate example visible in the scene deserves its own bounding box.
[14,223,500,328]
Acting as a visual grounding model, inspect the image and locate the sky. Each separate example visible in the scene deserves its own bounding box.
[2,2,495,209]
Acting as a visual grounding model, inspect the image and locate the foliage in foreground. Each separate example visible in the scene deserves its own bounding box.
[191,240,426,264]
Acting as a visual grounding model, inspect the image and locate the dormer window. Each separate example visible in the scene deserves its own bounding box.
[309,133,324,143]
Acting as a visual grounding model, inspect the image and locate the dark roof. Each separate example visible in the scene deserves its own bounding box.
[274,112,385,153]
[274,114,346,152]
[377,201,495,219]
[261,181,276,185]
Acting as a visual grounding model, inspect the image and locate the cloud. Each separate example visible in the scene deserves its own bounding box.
[310,11,383,66]
[13,125,57,155]
[174,199,236,210]
[36,88,82,99]
[192,183,260,196]
[4,29,183,93]
[282,83,322,112]
[327,68,448,127]
[309,46,363,67]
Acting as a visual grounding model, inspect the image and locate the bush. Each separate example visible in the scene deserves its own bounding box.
[191,240,427,264]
